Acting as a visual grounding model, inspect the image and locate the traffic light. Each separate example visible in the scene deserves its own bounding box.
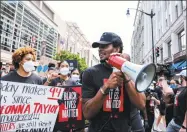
[155,47,160,57]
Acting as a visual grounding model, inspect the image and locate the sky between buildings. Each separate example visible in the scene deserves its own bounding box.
[46,1,138,56]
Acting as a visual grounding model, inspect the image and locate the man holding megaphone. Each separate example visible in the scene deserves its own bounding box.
[82,32,156,132]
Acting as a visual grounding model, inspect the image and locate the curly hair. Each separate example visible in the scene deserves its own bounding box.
[12,46,36,69]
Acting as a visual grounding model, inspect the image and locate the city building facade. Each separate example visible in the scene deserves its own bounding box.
[131,1,186,71]
[1,1,59,64]
[57,21,99,67]
[0,1,99,67]
[131,1,144,64]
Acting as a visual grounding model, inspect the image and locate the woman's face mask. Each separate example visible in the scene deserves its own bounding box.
[22,61,35,73]
[60,67,70,75]
[71,74,80,82]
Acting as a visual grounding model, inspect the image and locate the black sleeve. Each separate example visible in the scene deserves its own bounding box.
[38,78,43,85]
[82,69,97,99]
[1,73,11,81]
[42,77,47,84]
[73,80,78,86]
[49,79,56,86]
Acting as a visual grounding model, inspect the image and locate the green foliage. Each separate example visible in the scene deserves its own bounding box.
[54,50,88,72]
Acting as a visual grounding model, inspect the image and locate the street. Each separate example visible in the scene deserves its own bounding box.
[152,109,187,132]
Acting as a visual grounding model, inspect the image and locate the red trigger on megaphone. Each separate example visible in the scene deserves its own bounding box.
[107,54,128,70]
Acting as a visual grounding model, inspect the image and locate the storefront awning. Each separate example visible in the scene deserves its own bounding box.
[170,60,187,71]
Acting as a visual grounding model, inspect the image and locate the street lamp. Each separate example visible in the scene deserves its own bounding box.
[126,8,155,64]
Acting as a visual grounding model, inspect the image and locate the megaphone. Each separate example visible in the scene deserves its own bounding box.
[108,54,156,92]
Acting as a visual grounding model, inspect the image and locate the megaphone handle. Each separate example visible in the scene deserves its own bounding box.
[124,79,131,84]
[122,72,131,82]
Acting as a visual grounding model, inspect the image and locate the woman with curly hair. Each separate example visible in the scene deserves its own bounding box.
[1,46,42,85]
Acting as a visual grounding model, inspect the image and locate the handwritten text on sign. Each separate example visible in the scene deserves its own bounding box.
[0,81,64,132]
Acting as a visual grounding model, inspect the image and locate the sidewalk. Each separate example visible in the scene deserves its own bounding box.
[152,108,166,132]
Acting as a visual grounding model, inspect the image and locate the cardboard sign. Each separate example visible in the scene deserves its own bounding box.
[0,81,65,132]
[54,85,85,131]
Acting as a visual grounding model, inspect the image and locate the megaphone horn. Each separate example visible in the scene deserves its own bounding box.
[108,54,156,92]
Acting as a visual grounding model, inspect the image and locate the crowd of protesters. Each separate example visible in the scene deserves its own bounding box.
[0,39,186,132]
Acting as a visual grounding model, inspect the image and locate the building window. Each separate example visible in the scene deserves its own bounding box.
[159,29,160,38]
[168,41,171,57]
[165,19,168,27]
[178,30,186,51]
[181,0,183,10]
[168,15,171,26]
[165,0,167,10]
[175,5,178,18]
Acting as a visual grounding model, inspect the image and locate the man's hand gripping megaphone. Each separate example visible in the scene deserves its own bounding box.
[106,53,131,84]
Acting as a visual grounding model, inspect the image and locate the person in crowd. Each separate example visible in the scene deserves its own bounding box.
[33,62,39,75]
[1,46,42,85]
[45,61,77,86]
[82,32,146,132]
[48,61,82,132]
[48,62,56,69]
[170,79,177,89]
[1,67,7,77]
[144,89,160,132]
[71,68,81,85]
[43,62,58,85]
[4,63,10,74]
[9,63,15,72]
[2,63,10,76]
[0,62,10,77]
[175,79,181,88]
[155,77,167,130]
[122,53,145,132]
[165,93,174,127]
[161,70,187,131]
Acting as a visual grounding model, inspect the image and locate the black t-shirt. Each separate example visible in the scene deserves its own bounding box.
[1,70,42,85]
[173,86,187,126]
[82,63,132,132]
[42,77,47,84]
[154,86,163,100]
[49,77,77,86]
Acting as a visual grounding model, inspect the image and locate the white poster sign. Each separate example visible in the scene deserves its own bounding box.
[0,81,65,132]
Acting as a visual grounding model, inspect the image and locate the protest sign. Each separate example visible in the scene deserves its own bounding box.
[66,60,78,71]
[0,81,65,132]
[54,85,85,131]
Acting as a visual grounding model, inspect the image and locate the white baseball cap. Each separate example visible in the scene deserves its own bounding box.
[176,70,187,77]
